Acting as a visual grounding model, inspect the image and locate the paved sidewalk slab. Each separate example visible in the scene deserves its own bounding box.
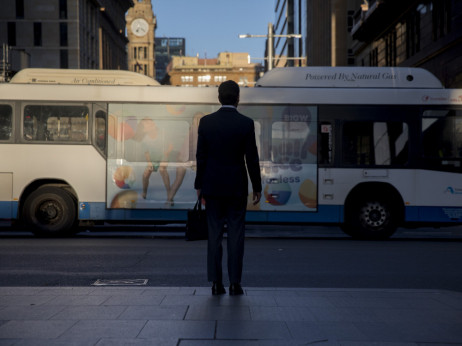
[0,287,460,345]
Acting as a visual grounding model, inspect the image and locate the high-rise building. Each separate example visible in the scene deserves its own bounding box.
[155,37,185,84]
[273,0,307,68]
[274,0,461,86]
[305,0,361,66]
[0,0,132,77]
[126,0,156,79]
[351,0,462,87]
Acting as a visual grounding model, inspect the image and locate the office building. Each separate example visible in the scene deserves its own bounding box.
[0,0,132,78]
[305,0,361,66]
[273,0,307,68]
[155,37,185,84]
[168,52,262,87]
[271,0,461,87]
[351,0,462,87]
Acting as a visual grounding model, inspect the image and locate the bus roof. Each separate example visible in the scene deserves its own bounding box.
[9,68,160,86]
[256,67,444,89]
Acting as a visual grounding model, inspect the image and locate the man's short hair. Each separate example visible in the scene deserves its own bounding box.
[218,80,240,105]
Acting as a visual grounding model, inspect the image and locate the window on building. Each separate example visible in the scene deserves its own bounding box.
[60,23,68,46]
[385,30,397,66]
[406,10,421,58]
[34,23,42,46]
[347,10,354,33]
[214,76,227,82]
[60,50,68,68]
[16,0,24,18]
[198,75,211,83]
[181,76,193,83]
[134,62,143,72]
[432,0,451,40]
[169,38,184,46]
[7,22,16,46]
[59,0,67,19]
[347,49,355,66]
[369,47,378,66]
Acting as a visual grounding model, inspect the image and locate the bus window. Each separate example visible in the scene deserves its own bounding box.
[254,121,262,159]
[23,105,89,142]
[319,122,332,164]
[95,110,107,152]
[343,121,409,166]
[0,105,12,140]
[422,109,462,170]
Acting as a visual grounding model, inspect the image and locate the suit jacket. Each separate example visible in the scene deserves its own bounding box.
[194,107,262,198]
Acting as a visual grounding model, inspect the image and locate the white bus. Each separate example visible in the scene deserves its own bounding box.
[0,67,461,239]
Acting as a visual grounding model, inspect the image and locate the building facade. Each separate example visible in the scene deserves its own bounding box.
[273,0,307,68]
[168,52,262,87]
[126,0,156,79]
[351,0,462,87]
[271,0,461,87]
[0,0,132,78]
[305,0,361,66]
[155,37,185,84]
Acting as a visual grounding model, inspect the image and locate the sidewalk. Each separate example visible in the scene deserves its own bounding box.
[0,286,461,345]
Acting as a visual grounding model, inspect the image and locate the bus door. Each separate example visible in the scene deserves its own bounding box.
[418,107,462,222]
[93,103,107,155]
[0,104,13,218]
[318,122,335,207]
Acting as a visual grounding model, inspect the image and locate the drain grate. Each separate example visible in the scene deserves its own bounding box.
[92,279,148,286]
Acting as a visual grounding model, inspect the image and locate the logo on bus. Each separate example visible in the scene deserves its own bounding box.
[445,186,462,195]
[422,95,448,102]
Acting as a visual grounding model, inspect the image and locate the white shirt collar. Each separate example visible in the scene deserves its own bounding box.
[221,105,236,109]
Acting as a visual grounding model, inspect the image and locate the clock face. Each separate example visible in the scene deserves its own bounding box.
[131,18,149,37]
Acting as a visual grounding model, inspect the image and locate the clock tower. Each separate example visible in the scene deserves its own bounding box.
[126,0,156,79]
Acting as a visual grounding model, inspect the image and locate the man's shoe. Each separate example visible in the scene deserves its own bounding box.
[229,283,244,296]
[212,282,226,295]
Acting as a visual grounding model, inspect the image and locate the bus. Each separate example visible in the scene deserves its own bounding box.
[0,67,461,239]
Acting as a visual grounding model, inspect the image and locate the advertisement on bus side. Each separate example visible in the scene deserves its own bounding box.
[106,103,318,212]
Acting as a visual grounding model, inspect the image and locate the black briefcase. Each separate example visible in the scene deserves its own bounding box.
[185,198,208,241]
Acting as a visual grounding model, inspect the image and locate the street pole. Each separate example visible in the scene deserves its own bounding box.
[268,23,273,71]
[239,25,303,72]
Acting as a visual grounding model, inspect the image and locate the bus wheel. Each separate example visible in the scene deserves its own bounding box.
[22,187,77,237]
[344,196,398,240]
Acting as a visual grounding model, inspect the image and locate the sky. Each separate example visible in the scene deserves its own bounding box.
[152,0,275,62]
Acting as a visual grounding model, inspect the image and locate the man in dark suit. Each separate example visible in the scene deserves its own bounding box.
[195,80,262,296]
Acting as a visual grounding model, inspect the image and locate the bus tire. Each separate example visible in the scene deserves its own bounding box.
[22,186,77,237]
[343,195,399,240]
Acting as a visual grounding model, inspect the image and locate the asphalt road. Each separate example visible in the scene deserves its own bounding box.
[1,224,462,291]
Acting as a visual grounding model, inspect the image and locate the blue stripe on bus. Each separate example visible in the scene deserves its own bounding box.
[0,201,18,219]
[79,203,462,224]
[1,201,458,224]
[405,206,462,223]
[79,202,344,223]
